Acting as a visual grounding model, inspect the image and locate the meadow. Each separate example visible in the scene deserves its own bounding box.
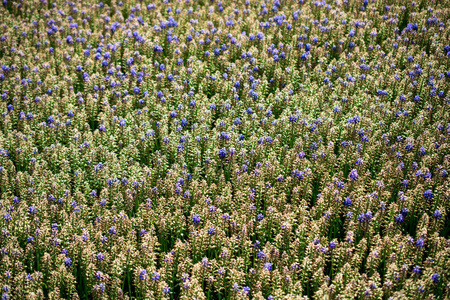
[0,0,449,299]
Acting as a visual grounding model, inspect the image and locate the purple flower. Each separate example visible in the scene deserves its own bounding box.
[163,285,170,295]
[400,208,408,217]
[208,227,216,236]
[401,179,409,188]
[418,147,426,156]
[405,143,413,152]
[201,257,209,267]
[96,252,105,261]
[242,286,250,295]
[357,213,366,223]
[151,272,160,281]
[432,273,439,283]
[415,238,425,249]
[109,226,116,235]
[395,214,403,224]
[28,206,37,214]
[192,214,200,225]
[432,210,442,220]
[140,269,148,280]
[424,190,433,200]
[349,169,358,181]
[344,197,352,206]
[65,257,72,267]
[27,236,34,244]
[256,250,265,259]
[232,283,239,292]
[220,132,230,141]
[218,148,227,159]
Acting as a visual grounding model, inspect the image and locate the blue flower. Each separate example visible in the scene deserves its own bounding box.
[2,211,10,222]
[418,146,426,156]
[423,190,433,200]
[329,241,337,249]
[163,285,170,295]
[242,286,250,296]
[218,148,227,159]
[400,208,408,217]
[170,110,177,118]
[96,252,105,261]
[264,262,272,271]
[140,269,148,280]
[432,209,442,220]
[65,257,73,267]
[289,115,298,123]
[220,132,230,141]
[349,169,358,181]
[349,29,355,37]
[27,236,34,244]
[28,206,37,214]
[151,272,160,282]
[192,214,201,225]
[415,238,425,249]
[344,197,352,206]
[357,213,365,223]
[109,226,116,235]
[208,227,216,236]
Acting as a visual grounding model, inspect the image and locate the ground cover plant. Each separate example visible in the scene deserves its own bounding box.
[0,0,450,298]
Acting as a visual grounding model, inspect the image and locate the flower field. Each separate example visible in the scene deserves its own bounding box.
[0,0,450,298]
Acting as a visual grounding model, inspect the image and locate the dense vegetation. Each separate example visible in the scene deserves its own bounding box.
[0,0,450,299]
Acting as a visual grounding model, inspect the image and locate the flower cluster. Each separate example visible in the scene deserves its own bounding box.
[0,0,450,299]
